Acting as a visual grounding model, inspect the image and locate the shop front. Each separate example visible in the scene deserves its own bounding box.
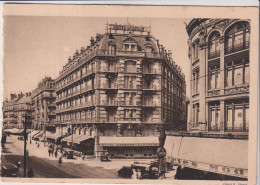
[164,135,248,180]
[99,136,159,158]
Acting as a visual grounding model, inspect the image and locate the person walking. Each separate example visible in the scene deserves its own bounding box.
[48,149,51,157]
[58,156,62,166]
[55,150,58,158]
[27,168,34,178]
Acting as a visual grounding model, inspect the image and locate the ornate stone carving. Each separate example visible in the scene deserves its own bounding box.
[224,85,249,95]
[208,90,220,97]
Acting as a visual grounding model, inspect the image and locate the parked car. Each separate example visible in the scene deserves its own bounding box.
[131,162,159,179]
[62,149,74,159]
[1,157,19,177]
[117,166,133,178]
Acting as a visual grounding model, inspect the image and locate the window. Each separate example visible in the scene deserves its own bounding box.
[192,69,199,94]
[225,21,250,54]
[192,103,199,126]
[208,32,220,59]
[225,99,249,132]
[225,58,249,87]
[108,43,116,55]
[192,41,199,61]
[125,60,136,72]
[208,103,220,131]
[208,64,220,90]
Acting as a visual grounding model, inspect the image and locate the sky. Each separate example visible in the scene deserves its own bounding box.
[3,16,191,100]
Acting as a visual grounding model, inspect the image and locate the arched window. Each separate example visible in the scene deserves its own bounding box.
[225,21,250,54]
[208,32,220,59]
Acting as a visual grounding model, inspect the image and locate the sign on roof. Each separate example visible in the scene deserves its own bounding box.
[108,24,150,33]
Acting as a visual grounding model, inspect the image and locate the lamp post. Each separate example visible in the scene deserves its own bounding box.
[157,120,167,179]
[22,114,30,177]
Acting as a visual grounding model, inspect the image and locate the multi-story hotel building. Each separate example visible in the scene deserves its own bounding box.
[186,19,250,135]
[55,24,186,158]
[3,92,32,129]
[31,77,56,131]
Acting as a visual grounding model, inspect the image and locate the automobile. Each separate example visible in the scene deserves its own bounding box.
[1,157,19,177]
[117,166,133,178]
[131,162,159,179]
[62,149,74,159]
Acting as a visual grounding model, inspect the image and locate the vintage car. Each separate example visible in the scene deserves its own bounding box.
[62,149,74,159]
[1,157,19,177]
[117,161,159,179]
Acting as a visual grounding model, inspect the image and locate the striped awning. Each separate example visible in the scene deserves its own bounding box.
[164,136,248,179]
[99,136,159,147]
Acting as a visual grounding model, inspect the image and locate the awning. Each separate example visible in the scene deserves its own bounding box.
[34,131,53,139]
[73,135,93,144]
[164,136,248,178]
[30,130,41,138]
[46,132,64,140]
[99,136,159,147]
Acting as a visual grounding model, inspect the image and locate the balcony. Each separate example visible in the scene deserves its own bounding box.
[225,127,248,132]
[143,68,157,75]
[208,50,220,60]
[124,67,137,73]
[208,126,221,132]
[47,103,56,107]
[47,111,56,116]
[225,41,249,55]
[99,100,118,106]
[207,89,221,97]
[101,83,118,89]
[117,50,145,57]
[57,69,95,92]
[100,66,118,73]
[142,101,158,107]
[123,101,138,106]
[56,86,94,102]
[142,85,158,91]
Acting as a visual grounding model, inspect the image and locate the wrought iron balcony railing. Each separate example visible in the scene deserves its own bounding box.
[208,50,220,60]
[225,41,250,54]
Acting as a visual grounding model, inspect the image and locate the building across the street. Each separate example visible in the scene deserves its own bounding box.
[31,77,56,131]
[164,19,250,180]
[55,23,186,158]
[3,92,32,129]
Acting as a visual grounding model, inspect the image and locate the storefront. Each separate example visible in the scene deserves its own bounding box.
[164,135,248,180]
[99,136,159,158]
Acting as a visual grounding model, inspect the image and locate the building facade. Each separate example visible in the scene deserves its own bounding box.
[31,77,56,131]
[55,24,186,158]
[3,92,32,129]
[186,19,250,135]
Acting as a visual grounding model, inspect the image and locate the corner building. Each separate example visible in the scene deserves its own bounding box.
[31,77,56,131]
[55,24,186,158]
[186,19,250,134]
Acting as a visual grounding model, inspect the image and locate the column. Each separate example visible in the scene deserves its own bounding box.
[219,37,225,95]
[220,100,225,132]
[198,44,207,130]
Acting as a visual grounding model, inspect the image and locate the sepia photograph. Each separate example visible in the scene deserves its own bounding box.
[0,4,258,185]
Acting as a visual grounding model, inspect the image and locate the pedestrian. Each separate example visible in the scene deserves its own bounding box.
[48,149,51,157]
[27,168,34,178]
[131,169,137,179]
[51,148,54,157]
[81,152,85,160]
[58,156,62,166]
[37,142,40,148]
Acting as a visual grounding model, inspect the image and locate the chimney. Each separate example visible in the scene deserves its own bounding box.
[90,37,95,46]
[96,34,102,41]
[168,50,172,58]
[10,93,16,101]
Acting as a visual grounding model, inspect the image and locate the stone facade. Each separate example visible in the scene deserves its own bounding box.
[31,77,56,130]
[3,92,32,129]
[55,24,186,157]
[186,19,250,134]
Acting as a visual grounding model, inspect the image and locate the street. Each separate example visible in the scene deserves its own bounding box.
[1,135,131,178]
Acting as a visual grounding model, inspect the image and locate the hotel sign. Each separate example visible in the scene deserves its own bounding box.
[108,24,150,33]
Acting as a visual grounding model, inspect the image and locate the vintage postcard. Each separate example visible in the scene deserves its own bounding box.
[1,3,258,185]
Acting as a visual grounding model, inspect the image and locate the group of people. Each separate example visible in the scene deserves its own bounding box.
[48,143,59,158]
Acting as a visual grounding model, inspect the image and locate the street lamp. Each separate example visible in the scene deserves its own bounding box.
[22,113,30,177]
[157,120,167,179]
